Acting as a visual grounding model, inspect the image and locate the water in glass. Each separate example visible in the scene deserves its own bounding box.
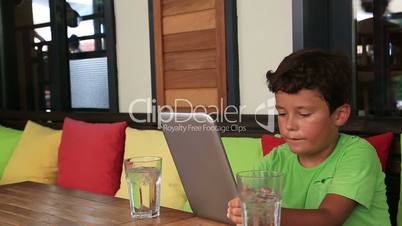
[241,191,281,226]
[126,166,161,218]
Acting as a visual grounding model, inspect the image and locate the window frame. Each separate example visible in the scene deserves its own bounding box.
[292,0,402,117]
[0,0,119,112]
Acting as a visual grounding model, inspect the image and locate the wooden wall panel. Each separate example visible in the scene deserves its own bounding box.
[164,49,216,71]
[162,0,215,16]
[165,88,218,107]
[153,0,227,112]
[163,29,216,53]
[164,69,217,89]
[163,9,215,35]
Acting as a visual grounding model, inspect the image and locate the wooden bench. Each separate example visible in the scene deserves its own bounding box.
[0,112,401,225]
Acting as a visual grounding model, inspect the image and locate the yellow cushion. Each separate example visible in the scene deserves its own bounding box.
[115,127,186,210]
[0,121,61,185]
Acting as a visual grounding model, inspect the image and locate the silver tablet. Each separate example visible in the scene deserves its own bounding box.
[160,112,237,224]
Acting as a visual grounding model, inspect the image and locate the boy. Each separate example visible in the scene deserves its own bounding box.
[227,49,390,226]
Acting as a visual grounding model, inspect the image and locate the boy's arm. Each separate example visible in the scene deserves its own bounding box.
[281,194,357,226]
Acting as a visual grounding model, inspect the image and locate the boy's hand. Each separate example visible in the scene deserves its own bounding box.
[227,197,243,225]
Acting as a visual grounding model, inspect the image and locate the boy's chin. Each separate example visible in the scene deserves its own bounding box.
[288,145,308,154]
[289,148,305,155]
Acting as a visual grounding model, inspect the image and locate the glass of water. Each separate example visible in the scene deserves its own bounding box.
[236,170,283,226]
[124,156,162,219]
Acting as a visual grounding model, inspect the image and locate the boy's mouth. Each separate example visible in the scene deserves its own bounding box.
[285,137,304,141]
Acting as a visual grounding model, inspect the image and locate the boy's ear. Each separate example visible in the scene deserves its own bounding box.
[332,104,351,126]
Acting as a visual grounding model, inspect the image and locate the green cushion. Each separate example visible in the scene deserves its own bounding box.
[0,125,22,179]
[222,137,264,177]
[398,134,402,226]
[183,137,263,212]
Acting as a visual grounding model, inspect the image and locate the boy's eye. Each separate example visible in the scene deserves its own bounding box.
[277,112,287,117]
[299,112,311,117]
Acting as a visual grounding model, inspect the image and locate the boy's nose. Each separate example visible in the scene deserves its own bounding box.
[285,116,298,131]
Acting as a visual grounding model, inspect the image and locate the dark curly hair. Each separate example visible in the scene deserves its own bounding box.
[266,49,352,113]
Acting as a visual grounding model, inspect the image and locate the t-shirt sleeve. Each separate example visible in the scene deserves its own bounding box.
[327,139,383,209]
[253,147,280,171]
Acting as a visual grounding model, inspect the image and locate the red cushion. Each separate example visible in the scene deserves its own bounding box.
[261,134,285,156]
[261,133,394,171]
[57,117,128,196]
[365,132,394,171]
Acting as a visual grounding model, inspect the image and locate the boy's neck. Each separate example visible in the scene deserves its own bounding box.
[298,133,340,168]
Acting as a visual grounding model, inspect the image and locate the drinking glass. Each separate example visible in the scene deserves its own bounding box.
[236,170,283,226]
[124,156,162,219]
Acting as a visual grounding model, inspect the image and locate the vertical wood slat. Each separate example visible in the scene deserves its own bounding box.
[162,0,215,16]
[163,29,216,53]
[162,9,216,35]
[215,0,227,110]
[153,0,165,105]
[165,88,218,107]
[164,49,216,71]
[164,69,217,89]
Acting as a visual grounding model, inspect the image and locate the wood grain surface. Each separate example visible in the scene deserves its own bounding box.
[163,29,216,53]
[0,182,229,226]
[163,9,216,35]
[162,0,215,16]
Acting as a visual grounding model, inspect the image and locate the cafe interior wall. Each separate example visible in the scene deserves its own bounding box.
[114,0,293,114]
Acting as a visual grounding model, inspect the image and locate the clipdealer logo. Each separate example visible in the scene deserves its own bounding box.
[254,97,276,133]
[128,98,275,133]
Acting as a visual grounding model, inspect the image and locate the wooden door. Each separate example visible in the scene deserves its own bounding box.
[152,0,227,112]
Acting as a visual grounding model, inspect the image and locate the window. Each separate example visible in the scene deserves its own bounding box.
[292,0,402,117]
[355,0,402,116]
[0,0,118,112]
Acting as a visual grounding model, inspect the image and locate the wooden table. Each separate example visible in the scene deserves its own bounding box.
[0,182,229,226]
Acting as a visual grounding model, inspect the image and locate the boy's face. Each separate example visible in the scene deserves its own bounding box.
[275,89,346,157]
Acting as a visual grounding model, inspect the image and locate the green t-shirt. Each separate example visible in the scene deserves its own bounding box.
[256,134,391,226]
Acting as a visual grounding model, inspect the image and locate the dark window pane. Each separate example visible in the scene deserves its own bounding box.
[388,1,402,112]
[355,0,402,116]
[13,0,52,111]
[66,0,105,53]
